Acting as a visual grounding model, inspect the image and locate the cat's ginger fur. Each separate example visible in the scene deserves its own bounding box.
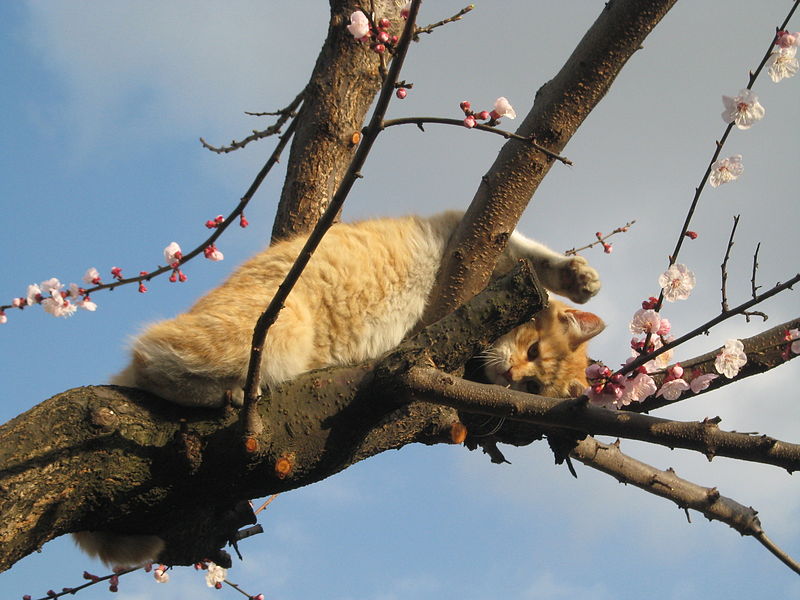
[77,210,603,567]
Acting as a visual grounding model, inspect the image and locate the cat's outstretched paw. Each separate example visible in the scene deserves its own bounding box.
[555,255,600,304]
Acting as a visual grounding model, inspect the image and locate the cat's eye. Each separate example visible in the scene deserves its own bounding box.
[526,342,540,361]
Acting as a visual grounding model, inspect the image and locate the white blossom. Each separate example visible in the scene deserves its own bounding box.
[26,283,42,305]
[41,295,77,318]
[768,47,799,82]
[714,339,747,379]
[658,263,695,302]
[721,89,765,129]
[164,242,182,265]
[82,267,101,285]
[205,562,227,588]
[629,309,661,335]
[347,10,370,39]
[493,97,516,119]
[709,155,743,188]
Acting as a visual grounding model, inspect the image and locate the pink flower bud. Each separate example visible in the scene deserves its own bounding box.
[603,243,613,254]
[240,214,249,228]
[463,115,477,128]
[391,35,398,44]
[111,266,123,280]
[205,219,217,229]
[372,43,385,53]
[378,17,391,30]
[669,364,684,379]
[477,110,489,120]
[684,230,698,240]
[396,88,407,99]
[459,100,471,113]
[376,30,389,43]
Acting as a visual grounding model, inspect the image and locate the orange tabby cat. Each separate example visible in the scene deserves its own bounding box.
[75,210,602,567]
[480,299,605,397]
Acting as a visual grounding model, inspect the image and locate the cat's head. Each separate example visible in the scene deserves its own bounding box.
[481,300,605,398]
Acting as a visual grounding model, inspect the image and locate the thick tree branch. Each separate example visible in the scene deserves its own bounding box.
[418,0,677,328]
[271,0,405,242]
[571,436,800,575]
[401,367,800,472]
[0,263,544,572]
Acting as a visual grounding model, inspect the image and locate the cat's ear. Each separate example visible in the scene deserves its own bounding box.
[563,308,605,347]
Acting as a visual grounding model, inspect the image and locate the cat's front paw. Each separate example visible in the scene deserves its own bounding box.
[557,255,600,304]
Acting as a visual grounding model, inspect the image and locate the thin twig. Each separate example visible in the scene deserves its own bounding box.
[0,116,300,317]
[745,242,768,322]
[564,220,636,255]
[380,116,572,164]
[720,214,740,313]
[414,4,474,37]
[253,494,279,515]
[200,89,305,154]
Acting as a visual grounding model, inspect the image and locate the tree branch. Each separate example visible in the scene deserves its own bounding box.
[571,436,800,575]
[401,366,800,471]
[418,0,677,328]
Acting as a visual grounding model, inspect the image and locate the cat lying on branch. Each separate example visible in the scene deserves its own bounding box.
[75,210,604,567]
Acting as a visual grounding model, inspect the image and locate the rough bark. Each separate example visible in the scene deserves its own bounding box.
[271,0,403,243]
[0,263,544,572]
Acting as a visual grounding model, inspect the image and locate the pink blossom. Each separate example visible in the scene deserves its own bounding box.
[585,385,622,409]
[347,11,370,39]
[709,155,744,188]
[776,30,800,49]
[656,317,671,336]
[689,373,718,394]
[618,373,657,405]
[788,328,800,355]
[768,47,799,83]
[667,363,683,379]
[721,89,765,130]
[12,297,24,308]
[0,311,6,324]
[658,263,695,302]
[164,242,183,266]
[400,1,412,19]
[656,378,690,401]
[585,363,610,380]
[714,339,747,378]
[492,97,516,120]
[629,308,661,335]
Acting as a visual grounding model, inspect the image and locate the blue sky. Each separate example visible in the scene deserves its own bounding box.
[1,2,799,599]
